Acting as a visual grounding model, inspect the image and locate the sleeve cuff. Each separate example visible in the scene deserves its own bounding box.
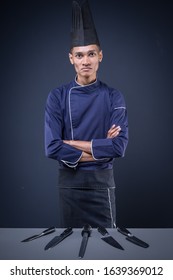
[61,151,83,168]
[91,139,112,160]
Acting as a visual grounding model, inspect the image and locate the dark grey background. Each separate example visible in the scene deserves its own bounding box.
[1,0,173,228]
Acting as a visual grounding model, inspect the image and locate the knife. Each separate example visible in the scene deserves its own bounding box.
[117,226,149,248]
[78,224,92,258]
[97,226,124,250]
[21,226,56,242]
[44,227,73,250]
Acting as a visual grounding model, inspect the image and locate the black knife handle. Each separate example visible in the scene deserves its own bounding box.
[82,224,92,237]
[117,226,132,237]
[60,227,73,238]
[42,227,56,235]
[97,226,109,236]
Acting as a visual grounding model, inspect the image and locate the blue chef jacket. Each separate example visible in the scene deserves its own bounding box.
[45,78,128,170]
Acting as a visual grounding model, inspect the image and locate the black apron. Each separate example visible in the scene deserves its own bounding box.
[58,168,116,228]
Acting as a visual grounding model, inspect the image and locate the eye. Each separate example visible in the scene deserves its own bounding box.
[75,53,83,59]
[88,52,96,57]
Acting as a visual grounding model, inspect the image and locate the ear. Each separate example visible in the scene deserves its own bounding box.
[99,50,103,62]
[69,53,74,65]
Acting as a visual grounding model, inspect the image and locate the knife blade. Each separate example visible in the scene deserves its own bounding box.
[78,224,92,258]
[117,226,149,248]
[97,226,124,250]
[44,227,73,250]
[21,226,56,242]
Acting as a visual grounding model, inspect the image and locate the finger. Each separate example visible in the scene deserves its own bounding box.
[108,125,120,133]
[109,126,121,134]
[107,124,116,134]
[108,127,121,138]
[110,124,116,129]
[110,131,120,137]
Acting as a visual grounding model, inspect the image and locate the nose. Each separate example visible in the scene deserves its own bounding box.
[82,55,90,65]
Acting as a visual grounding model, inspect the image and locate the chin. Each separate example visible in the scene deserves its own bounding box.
[80,73,90,79]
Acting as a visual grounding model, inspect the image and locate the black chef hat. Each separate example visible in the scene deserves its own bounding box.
[70,0,100,48]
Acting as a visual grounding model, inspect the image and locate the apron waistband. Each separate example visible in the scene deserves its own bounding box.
[57,168,115,189]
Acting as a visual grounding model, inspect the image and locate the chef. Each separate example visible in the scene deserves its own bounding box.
[45,0,128,228]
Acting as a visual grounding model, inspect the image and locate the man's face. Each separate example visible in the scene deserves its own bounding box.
[69,44,103,83]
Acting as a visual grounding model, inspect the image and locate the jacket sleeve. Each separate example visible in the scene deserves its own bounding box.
[44,90,82,168]
[91,89,128,160]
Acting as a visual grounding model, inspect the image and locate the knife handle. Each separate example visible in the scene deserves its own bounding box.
[42,226,56,235]
[60,227,73,237]
[117,226,132,237]
[82,224,92,237]
[97,226,108,236]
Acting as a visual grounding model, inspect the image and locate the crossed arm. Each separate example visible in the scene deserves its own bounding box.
[63,125,121,162]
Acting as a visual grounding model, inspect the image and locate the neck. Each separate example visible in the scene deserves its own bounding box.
[76,75,97,86]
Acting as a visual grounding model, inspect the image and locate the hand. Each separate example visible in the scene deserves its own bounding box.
[63,140,91,154]
[79,151,95,162]
[107,124,121,138]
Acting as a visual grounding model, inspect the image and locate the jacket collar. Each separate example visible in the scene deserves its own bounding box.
[72,76,100,92]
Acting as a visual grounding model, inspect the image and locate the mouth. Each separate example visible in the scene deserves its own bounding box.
[81,67,92,71]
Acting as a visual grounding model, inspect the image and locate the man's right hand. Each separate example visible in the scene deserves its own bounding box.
[107,124,121,138]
